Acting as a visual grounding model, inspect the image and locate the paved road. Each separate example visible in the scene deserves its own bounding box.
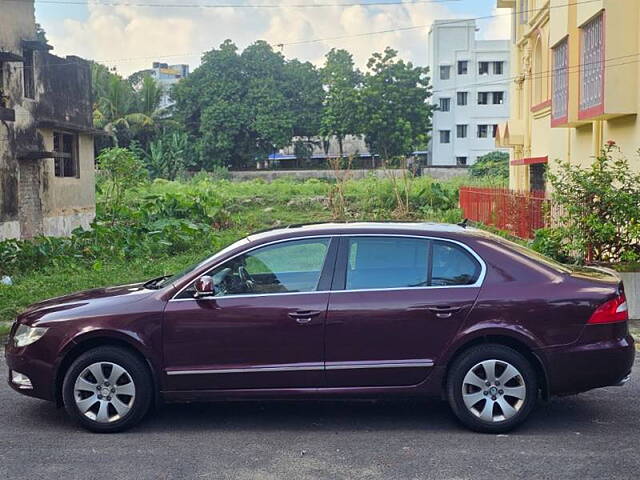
[1,358,639,480]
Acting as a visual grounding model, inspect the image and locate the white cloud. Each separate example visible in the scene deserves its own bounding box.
[477,7,512,41]
[42,1,510,77]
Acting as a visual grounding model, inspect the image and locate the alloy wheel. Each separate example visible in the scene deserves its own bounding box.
[73,362,137,424]
[461,359,526,423]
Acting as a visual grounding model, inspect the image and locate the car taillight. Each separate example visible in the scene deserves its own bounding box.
[588,293,629,324]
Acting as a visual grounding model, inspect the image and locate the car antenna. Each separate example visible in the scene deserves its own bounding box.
[458,218,469,229]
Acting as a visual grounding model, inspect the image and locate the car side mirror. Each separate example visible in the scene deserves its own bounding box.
[194,276,216,299]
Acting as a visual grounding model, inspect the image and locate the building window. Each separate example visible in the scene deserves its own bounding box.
[493,92,505,104]
[580,13,604,113]
[493,61,504,75]
[53,131,79,178]
[477,125,489,138]
[456,124,468,138]
[530,163,546,192]
[520,0,528,24]
[479,62,490,75]
[552,38,569,123]
[22,48,35,99]
[492,125,499,138]
[439,130,451,144]
[457,61,468,75]
[439,98,451,112]
[478,92,490,105]
[456,156,468,166]
[457,91,468,106]
[440,65,451,80]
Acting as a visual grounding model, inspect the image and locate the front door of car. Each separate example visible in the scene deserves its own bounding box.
[163,237,337,391]
[325,236,483,387]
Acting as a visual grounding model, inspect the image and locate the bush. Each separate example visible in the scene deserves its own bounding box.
[469,151,509,179]
[546,143,640,264]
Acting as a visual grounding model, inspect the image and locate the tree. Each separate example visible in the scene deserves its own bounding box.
[97,148,146,223]
[137,75,163,117]
[470,151,510,178]
[172,40,321,170]
[92,63,156,147]
[285,59,324,138]
[320,49,362,157]
[145,132,188,180]
[359,48,434,161]
[92,64,163,149]
[35,23,48,44]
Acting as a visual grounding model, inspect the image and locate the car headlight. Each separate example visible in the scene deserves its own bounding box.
[14,324,48,348]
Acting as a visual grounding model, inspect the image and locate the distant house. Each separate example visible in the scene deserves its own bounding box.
[428,19,510,167]
[149,62,190,110]
[0,0,100,240]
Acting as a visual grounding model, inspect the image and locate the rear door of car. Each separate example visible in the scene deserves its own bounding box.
[324,235,484,388]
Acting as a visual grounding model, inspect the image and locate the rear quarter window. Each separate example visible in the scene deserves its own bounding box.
[431,241,482,286]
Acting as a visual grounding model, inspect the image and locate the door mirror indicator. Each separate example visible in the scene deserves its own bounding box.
[194,276,216,299]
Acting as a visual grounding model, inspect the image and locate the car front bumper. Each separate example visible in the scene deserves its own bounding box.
[5,340,57,402]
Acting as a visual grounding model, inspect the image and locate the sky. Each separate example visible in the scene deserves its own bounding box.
[34,0,511,76]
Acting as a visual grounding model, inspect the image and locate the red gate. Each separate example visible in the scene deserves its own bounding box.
[459,187,548,239]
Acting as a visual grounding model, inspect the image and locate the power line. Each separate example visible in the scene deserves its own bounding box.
[0,0,611,84]
[28,0,461,8]
[5,0,605,71]
[279,0,603,47]
[430,51,640,95]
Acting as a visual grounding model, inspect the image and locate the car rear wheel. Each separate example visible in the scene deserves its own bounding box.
[446,344,538,433]
[62,346,153,433]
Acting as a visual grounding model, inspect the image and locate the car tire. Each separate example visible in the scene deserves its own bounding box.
[446,344,538,434]
[62,346,153,433]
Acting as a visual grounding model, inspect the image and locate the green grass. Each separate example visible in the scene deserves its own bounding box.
[0,321,10,337]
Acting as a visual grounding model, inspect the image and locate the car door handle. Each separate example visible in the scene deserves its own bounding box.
[288,310,322,324]
[425,306,462,319]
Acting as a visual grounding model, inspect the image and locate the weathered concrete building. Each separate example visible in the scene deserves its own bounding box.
[0,0,98,240]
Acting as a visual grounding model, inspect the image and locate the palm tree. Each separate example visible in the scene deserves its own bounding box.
[92,63,157,146]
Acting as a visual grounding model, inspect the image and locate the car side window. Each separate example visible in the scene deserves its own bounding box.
[431,241,481,286]
[184,238,331,298]
[346,237,430,290]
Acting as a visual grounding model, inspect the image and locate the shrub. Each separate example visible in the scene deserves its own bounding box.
[97,147,147,223]
[546,143,640,264]
[469,151,509,179]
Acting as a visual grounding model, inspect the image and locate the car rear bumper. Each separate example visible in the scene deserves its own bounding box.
[542,326,635,396]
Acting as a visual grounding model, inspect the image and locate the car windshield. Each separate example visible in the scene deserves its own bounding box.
[144,237,252,289]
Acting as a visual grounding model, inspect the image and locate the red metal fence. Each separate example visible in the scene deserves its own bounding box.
[459,187,549,239]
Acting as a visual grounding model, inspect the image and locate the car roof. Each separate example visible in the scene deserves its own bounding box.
[246,222,480,243]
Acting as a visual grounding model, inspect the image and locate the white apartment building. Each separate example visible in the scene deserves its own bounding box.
[149,62,189,109]
[428,19,510,166]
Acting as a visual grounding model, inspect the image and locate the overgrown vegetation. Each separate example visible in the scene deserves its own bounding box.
[542,144,640,266]
[469,151,510,180]
[0,154,465,324]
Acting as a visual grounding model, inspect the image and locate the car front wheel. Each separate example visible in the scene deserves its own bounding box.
[62,346,153,433]
[446,344,538,433]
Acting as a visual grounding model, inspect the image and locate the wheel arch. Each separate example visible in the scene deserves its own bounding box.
[442,334,550,400]
[54,332,160,407]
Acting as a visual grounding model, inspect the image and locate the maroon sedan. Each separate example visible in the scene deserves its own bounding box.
[5,223,634,433]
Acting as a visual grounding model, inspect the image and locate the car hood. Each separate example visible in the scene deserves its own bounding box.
[18,283,158,326]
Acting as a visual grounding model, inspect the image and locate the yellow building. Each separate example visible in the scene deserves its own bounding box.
[496,0,640,191]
